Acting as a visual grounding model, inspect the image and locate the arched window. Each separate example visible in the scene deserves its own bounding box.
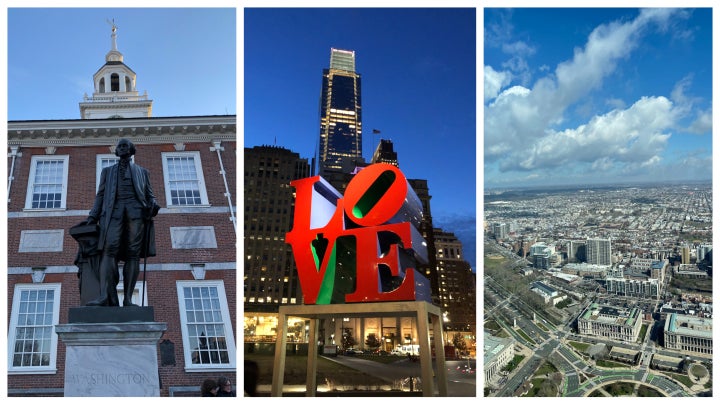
[111,73,119,91]
[125,76,132,92]
[98,78,105,93]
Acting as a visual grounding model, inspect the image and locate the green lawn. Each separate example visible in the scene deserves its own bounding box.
[604,381,635,396]
[637,385,664,397]
[660,371,695,388]
[588,389,606,397]
[568,341,590,352]
[638,324,648,342]
[690,364,708,379]
[534,361,558,376]
[596,359,629,369]
[516,328,536,345]
[502,354,525,373]
[484,319,502,331]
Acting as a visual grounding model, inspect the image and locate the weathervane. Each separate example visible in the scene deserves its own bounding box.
[106,18,118,33]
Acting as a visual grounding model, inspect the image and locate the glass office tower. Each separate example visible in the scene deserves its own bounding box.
[318,48,362,174]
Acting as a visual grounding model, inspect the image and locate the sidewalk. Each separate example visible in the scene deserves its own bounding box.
[257,355,476,396]
[325,355,477,396]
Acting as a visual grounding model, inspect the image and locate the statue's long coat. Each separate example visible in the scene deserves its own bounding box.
[88,161,157,259]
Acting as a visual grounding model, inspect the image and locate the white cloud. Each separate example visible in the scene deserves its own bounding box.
[501,96,675,173]
[484,65,512,103]
[687,109,712,134]
[485,8,683,178]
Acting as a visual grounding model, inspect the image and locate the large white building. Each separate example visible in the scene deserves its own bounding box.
[664,314,712,355]
[578,303,642,342]
[484,332,514,385]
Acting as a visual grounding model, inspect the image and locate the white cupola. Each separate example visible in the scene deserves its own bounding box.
[79,20,153,119]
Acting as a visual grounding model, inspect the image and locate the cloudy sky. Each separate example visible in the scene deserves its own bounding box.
[484,8,712,189]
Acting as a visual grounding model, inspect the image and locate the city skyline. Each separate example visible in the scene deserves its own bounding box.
[484,8,712,189]
[245,8,477,270]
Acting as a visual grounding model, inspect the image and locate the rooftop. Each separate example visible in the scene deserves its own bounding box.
[483,331,514,364]
[582,303,641,325]
[665,313,712,339]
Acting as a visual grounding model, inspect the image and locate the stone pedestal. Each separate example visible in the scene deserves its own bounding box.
[55,308,167,397]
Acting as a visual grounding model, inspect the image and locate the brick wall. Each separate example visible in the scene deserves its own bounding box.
[7,136,237,396]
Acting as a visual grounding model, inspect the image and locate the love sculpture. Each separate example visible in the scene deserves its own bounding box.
[286,163,432,304]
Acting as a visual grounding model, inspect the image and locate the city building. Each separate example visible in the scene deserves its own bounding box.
[696,244,712,263]
[567,240,586,263]
[605,277,660,299]
[483,332,514,386]
[7,25,237,396]
[493,223,508,240]
[586,238,612,266]
[530,281,566,305]
[675,264,710,279]
[243,146,310,321]
[650,260,668,282]
[577,303,643,342]
[318,48,363,174]
[434,228,476,343]
[664,314,712,355]
[561,263,609,278]
[681,245,691,264]
[371,138,398,167]
[529,242,554,270]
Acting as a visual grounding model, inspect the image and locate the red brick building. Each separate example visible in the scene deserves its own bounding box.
[6,23,236,397]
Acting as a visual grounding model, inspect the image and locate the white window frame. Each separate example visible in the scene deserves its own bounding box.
[95,154,135,192]
[7,283,62,375]
[24,155,70,211]
[176,280,236,372]
[96,154,117,192]
[117,280,148,307]
[161,151,210,207]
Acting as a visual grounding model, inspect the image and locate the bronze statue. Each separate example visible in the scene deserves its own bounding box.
[85,138,160,306]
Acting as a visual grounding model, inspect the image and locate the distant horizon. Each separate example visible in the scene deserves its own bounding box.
[485,178,712,192]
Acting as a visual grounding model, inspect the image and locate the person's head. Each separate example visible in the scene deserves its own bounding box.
[217,376,233,393]
[201,379,218,396]
[115,138,136,159]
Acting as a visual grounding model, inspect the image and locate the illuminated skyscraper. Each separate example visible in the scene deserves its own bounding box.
[318,48,363,174]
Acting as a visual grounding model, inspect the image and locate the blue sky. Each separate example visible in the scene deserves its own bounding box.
[245,8,477,271]
[484,8,712,189]
[7,8,236,120]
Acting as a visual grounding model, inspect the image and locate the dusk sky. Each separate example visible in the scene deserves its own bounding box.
[7,8,236,120]
[484,8,712,190]
[245,8,477,270]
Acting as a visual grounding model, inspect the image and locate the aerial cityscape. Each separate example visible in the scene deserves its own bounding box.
[483,8,712,397]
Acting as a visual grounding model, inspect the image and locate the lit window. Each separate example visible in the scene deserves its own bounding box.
[162,152,209,206]
[176,281,236,370]
[8,283,61,374]
[24,156,69,210]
